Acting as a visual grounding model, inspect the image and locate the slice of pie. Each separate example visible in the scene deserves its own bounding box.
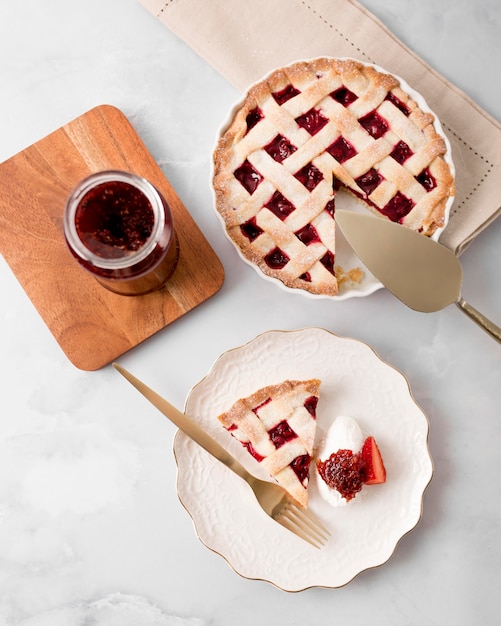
[213,57,455,296]
[217,379,321,508]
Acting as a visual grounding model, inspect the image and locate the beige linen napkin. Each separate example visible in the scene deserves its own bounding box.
[139,0,500,254]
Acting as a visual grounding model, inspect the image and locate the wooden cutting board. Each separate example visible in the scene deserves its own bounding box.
[0,105,225,370]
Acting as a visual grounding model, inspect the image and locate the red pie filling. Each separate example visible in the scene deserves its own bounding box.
[265,134,297,163]
[295,223,321,245]
[296,108,329,135]
[325,198,336,217]
[246,107,264,133]
[265,191,296,220]
[416,167,437,191]
[269,420,297,448]
[380,191,415,221]
[330,86,358,106]
[390,140,414,164]
[327,136,357,163]
[385,92,411,116]
[355,168,383,196]
[240,217,263,242]
[265,247,290,269]
[359,110,389,139]
[253,398,271,414]
[272,84,300,105]
[304,395,318,416]
[320,251,335,274]
[234,159,263,195]
[243,441,264,463]
[291,454,312,485]
[227,423,266,462]
[294,162,324,190]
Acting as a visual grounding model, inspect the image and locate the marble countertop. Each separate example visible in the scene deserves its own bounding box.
[0,0,499,624]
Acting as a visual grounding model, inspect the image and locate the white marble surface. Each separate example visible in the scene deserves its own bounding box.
[0,0,500,624]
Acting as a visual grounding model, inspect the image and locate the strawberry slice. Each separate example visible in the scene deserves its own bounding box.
[361,436,386,485]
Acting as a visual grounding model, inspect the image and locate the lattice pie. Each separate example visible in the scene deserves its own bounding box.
[213,57,455,296]
[218,379,320,508]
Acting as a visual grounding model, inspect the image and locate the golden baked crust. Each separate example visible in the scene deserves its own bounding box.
[213,57,455,296]
[218,379,321,508]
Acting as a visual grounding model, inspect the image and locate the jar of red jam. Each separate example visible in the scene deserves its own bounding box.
[63,170,179,295]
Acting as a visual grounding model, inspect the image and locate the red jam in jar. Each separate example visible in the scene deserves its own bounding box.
[64,171,179,295]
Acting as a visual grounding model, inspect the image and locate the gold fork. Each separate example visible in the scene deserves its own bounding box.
[113,363,330,549]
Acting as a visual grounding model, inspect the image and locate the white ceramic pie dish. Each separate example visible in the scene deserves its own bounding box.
[211,57,456,301]
[174,328,433,591]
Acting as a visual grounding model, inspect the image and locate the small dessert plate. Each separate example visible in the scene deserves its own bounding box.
[174,328,433,591]
[211,58,455,301]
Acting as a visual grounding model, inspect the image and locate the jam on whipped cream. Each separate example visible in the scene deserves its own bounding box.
[315,415,386,506]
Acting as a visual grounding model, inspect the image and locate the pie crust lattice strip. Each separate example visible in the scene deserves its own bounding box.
[213,57,455,296]
[218,378,321,508]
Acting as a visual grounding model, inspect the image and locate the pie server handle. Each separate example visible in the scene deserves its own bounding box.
[456,297,501,344]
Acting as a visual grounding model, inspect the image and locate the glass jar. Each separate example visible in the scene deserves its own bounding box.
[63,170,179,296]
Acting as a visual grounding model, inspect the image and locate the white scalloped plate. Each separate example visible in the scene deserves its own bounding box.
[174,328,433,591]
[211,57,455,301]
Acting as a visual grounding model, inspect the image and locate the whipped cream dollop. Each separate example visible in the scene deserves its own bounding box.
[315,415,365,507]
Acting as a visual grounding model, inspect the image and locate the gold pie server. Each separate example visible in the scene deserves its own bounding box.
[113,363,330,548]
[336,210,501,344]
